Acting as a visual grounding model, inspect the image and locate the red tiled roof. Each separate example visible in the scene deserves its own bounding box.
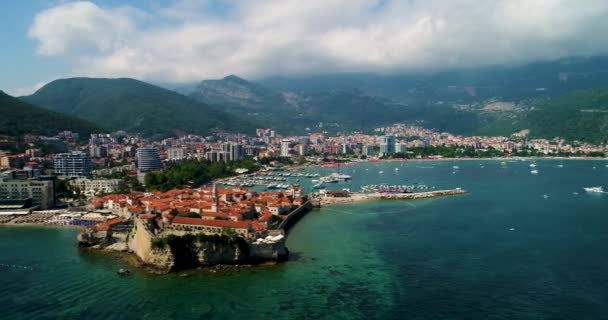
[172,216,251,229]
[106,218,124,226]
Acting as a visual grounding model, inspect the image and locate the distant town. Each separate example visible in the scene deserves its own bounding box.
[0,124,606,270]
[0,123,606,213]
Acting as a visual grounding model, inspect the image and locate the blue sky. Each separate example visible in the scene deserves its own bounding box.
[3,0,608,96]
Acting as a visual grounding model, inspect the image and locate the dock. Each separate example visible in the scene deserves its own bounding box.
[313,189,467,206]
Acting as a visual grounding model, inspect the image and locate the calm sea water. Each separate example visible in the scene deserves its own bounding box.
[1,160,608,319]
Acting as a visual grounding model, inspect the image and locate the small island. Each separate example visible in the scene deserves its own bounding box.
[78,184,312,273]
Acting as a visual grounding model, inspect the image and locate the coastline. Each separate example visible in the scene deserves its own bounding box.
[0,222,83,230]
[284,156,607,172]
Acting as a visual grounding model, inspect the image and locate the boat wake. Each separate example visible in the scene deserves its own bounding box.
[0,263,34,270]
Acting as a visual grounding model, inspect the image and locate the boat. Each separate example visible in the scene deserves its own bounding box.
[328,173,352,181]
[394,168,399,171]
[529,163,537,168]
[530,170,539,174]
[557,164,564,168]
[452,166,460,169]
[584,186,604,193]
[117,268,130,276]
[313,183,325,189]
[378,171,384,174]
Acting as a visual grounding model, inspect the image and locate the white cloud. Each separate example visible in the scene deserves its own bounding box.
[27,0,608,82]
[28,1,139,56]
[8,79,55,97]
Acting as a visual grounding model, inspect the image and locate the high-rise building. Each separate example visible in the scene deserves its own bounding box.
[136,147,161,172]
[88,145,108,158]
[54,151,91,177]
[222,143,244,161]
[380,135,396,156]
[167,148,186,161]
[395,142,407,154]
[280,140,294,157]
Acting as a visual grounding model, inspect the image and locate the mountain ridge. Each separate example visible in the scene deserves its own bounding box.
[22,77,254,137]
[0,90,98,137]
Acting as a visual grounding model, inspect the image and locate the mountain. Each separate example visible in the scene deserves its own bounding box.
[0,90,97,137]
[261,56,608,103]
[524,89,608,144]
[188,75,295,113]
[22,78,253,136]
[184,75,469,133]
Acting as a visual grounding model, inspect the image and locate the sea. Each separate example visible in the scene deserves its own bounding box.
[1,160,608,319]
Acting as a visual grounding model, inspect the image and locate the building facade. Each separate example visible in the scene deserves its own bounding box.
[380,135,396,156]
[136,147,162,172]
[69,178,125,196]
[54,151,92,177]
[0,177,55,209]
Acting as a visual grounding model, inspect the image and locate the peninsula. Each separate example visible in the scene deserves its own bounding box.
[77,184,311,273]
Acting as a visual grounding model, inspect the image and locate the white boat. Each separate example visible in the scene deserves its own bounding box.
[584,186,604,193]
[452,166,459,169]
[530,170,539,174]
[378,171,384,174]
[557,164,564,168]
[529,163,537,168]
[394,168,399,171]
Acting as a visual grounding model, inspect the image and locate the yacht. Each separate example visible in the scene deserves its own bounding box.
[584,186,604,193]
[530,170,539,174]
[529,163,537,168]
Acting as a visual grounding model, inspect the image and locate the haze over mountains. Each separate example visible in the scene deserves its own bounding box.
[2,55,608,143]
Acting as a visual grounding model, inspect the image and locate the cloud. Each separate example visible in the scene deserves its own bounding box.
[8,79,55,96]
[27,0,608,82]
[28,1,139,56]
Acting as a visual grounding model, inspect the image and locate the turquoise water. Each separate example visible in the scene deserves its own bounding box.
[1,160,608,319]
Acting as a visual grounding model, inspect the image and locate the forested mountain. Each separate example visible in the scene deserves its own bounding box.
[0,90,97,137]
[524,89,608,144]
[22,78,254,137]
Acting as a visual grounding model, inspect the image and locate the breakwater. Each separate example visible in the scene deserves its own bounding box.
[279,201,313,232]
[316,189,466,206]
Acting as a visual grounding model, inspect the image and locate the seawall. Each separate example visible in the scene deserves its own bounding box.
[279,201,313,232]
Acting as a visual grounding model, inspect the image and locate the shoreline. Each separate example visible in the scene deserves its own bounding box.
[0,222,83,230]
[284,156,607,172]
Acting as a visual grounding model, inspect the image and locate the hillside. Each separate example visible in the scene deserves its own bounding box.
[0,90,97,137]
[22,78,254,136]
[524,89,608,144]
[261,56,608,103]
[189,75,294,112]
[184,75,478,134]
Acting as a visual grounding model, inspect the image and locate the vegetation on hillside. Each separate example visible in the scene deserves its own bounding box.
[525,89,608,144]
[22,78,255,137]
[0,91,98,137]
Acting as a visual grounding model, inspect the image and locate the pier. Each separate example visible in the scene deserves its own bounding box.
[314,189,467,206]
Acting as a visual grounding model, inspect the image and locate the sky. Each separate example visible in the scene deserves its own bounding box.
[3,0,608,96]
